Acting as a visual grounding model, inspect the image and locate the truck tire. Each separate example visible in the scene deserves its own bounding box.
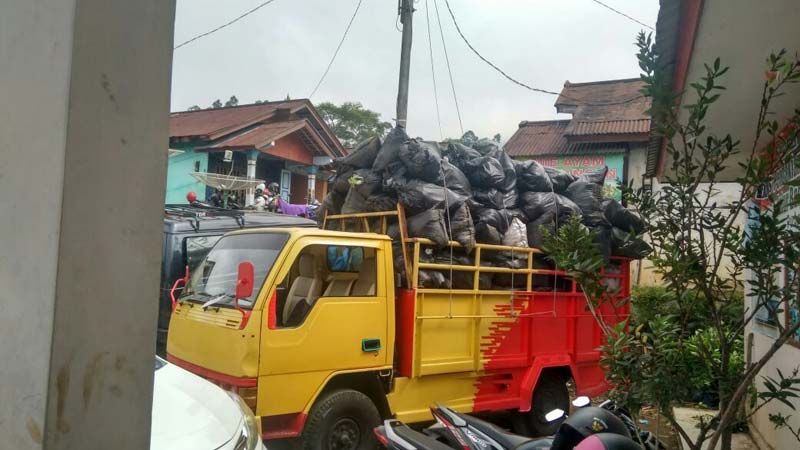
[302,389,381,450]
[523,371,569,437]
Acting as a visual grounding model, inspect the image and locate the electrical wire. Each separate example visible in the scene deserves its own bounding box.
[441,0,643,107]
[425,0,444,140]
[588,0,655,31]
[174,0,281,50]
[433,0,464,136]
[309,0,364,98]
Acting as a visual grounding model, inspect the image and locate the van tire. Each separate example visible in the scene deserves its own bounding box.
[302,389,381,450]
[522,371,569,437]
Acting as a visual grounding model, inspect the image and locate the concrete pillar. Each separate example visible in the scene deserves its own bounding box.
[0,1,175,449]
[246,150,259,207]
[307,166,318,203]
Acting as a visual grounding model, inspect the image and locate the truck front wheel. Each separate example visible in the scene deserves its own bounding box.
[302,389,381,450]
[522,371,569,437]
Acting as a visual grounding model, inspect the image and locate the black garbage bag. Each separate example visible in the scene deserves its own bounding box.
[486,147,517,192]
[473,188,518,210]
[473,139,500,155]
[464,156,505,189]
[544,166,577,193]
[442,161,472,197]
[373,127,410,171]
[520,192,581,222]
[341,188,368,214]
[578,166,608,185]
[475,208,510,234]
[349,169,383,197]
[527,216,556,250]
[493,255,529,289]
[338,136,381,169]
[565,180,604,224]
[399,139,443,183]
[316,190,345,225]
[418,270,449,288]
[505,208,529,224]
[365,193,398,212]
[475,221,503,245]
[408,209,449,248]
[331,168,354,195]
[448,204,476,253]
[603,199,645,234]
[516,159,553,192]
[590,223,613,263]
[611,227,652,259]
[443,142,482,172]
[396,179,468,215]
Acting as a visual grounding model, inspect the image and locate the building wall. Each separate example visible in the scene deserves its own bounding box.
[165,149,208,203]
[266,134,313,165]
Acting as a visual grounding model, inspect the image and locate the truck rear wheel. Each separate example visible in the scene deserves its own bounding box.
[302,389,381,450]
[522,371,569,437]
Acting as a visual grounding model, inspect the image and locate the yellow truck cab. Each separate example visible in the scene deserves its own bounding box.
[167,210,630,450]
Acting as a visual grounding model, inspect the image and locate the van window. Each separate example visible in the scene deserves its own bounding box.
[184,235,222,271]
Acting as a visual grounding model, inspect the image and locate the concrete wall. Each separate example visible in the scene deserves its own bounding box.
[667,0,800,182]
[166,150,208,203]
[0,1,175,449]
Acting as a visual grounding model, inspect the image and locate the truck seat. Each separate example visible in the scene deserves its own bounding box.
[283,254,322,324]
[322,275,354,297]
[351,257,376,296]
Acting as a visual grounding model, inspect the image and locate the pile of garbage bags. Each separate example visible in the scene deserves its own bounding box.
[317,128,650,288]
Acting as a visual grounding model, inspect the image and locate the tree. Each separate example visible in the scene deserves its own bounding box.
[209,99,222,109]
[493,133,502,143]
[316,102,392,148]
[543,33,800,450]
[224,95,239,107]
[187,105,201,111]
[448,130,502,145]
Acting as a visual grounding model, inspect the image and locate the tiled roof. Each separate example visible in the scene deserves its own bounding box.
[555,78,651,121]
[195,120,308,151]
[566,119,651,136]
[170,100,307,140]
[505,120,570,157]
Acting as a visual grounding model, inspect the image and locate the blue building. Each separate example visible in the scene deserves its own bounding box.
[166,100,345,206]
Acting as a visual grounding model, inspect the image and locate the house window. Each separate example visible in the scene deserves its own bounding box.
[194,160,200,172]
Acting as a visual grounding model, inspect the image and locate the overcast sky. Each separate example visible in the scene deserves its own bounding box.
[171,0,659,142]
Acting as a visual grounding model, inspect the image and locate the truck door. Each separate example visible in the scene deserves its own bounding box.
[257,237,392,418]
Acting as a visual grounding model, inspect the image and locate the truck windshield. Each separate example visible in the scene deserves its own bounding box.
[181,232,288,310]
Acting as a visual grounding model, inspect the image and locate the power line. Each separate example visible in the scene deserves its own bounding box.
[588,0,655,31]
[425,0,444,140]
[433,0,464,136]
[309,0,364,98]
[174,0,281,50]
[441,0,644,107]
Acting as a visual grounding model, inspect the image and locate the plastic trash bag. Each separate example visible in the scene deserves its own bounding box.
[565,180,604,224]
[399,139,443,183]
[473,139,500,155]
[338,136,381,169]
[611,227,652,258]
[373,127,410,172]
[448,204,476,253]
[443,142,482,172]
[502,218,528,248]
[464,156,505,189]
[348,169,382,198]
[590,223,613,263]
[331,169,354,195]
[578,166,608,186]
[526,216,556,250]
[442,161,472,197]
[316,191,345,225]
[520,192,581,222]
[485,147,517,192]
[396,179,468,215]
[473,188,518,210]
[365,193,398,212]
[603,199,645,234]
[516,159,553,192]
[408,209,449,248]
[544,166,576,193]
[475,221,503,245]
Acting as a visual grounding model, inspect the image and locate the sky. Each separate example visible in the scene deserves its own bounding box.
[170,0,660,142]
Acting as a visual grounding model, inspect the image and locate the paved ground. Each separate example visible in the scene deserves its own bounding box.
[673,407,760,450]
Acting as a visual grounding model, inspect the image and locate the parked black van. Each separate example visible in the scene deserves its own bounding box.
[157,205,316,354]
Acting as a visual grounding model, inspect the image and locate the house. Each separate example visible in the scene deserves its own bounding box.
[166,100,345,205]
[505,78,651,201]
[651,1,800,449]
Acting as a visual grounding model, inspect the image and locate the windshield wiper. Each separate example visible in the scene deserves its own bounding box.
[201,294,233,310]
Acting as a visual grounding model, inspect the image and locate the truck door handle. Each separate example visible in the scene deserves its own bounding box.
[362,338,381,353]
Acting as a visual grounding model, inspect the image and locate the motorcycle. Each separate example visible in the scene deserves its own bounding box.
[375,397,663,450]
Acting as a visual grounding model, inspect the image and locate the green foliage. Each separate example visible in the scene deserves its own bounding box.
[316,102,392,148]
[224,95,239,107]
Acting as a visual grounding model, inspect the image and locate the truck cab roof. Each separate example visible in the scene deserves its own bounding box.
[227,227,392,241]
[163,204,316,234]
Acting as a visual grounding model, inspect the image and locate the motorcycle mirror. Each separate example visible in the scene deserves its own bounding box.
[572,396,591,408]
[545,408,565,422]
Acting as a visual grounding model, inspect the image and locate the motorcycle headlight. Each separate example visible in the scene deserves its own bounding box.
[227,391,261,450]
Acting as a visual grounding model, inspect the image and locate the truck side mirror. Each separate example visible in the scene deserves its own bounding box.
[235,262,255,300]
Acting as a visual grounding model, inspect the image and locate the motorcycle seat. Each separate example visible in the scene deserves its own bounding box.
[458,414,532,449]
[514,437,554,450]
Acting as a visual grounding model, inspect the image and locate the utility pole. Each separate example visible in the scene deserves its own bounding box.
[396,0,414,129]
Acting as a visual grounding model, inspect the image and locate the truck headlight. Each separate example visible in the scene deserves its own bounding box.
[227,391,260,450]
